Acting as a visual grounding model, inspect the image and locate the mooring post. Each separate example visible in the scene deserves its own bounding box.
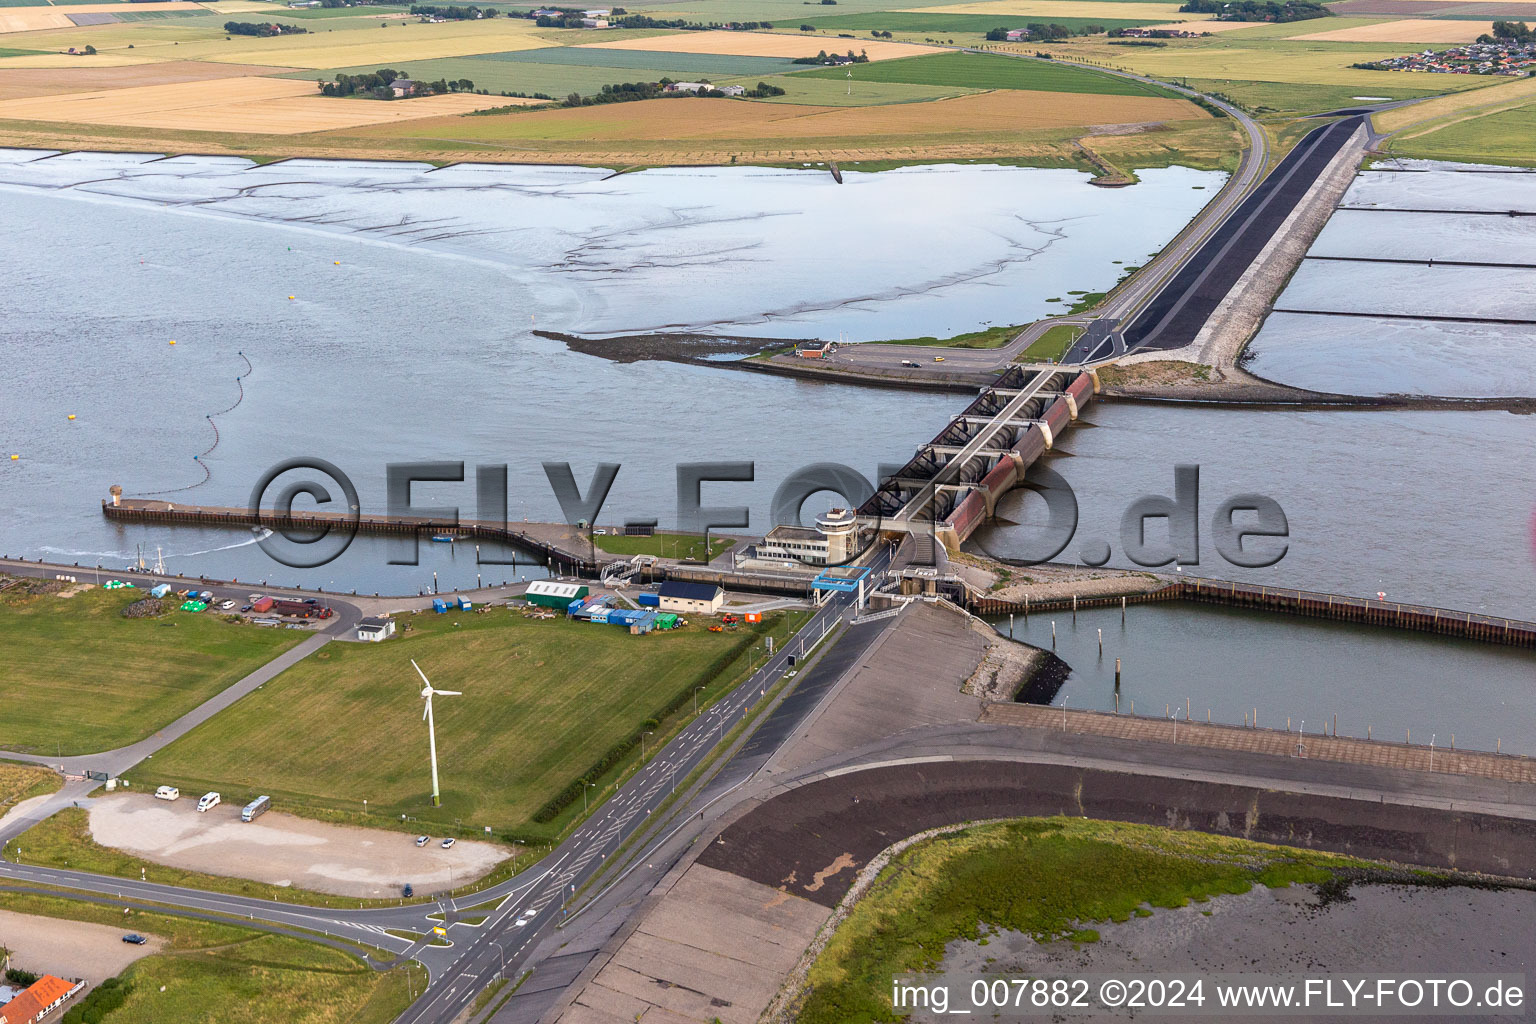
[1009,613,1014,639]
[1097,628,1103,654]
[1072,593,1077,623]
[1114,658,1120,690]
[1121,595,1126,624]
[1051,620,1056,646]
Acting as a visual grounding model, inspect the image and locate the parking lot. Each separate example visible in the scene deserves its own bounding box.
[88,793,506,898]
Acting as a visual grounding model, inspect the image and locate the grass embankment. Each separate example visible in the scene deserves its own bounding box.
[876,323,1025,349]
[798,817,1368,1024]
[0,583,304,755]
[1377,75,1536,167]
[138,607,793,841]
[0,890,421,1024]
[0,763,60,818]
[592,531,733,560]
[1017,324,1083,362]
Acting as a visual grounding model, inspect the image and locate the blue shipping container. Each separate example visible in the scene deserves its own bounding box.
[637,593,660,607]
[433,598,449,613]
[458,597,472,610]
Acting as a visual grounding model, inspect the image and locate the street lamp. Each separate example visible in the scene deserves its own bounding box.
[694,686,704,715]
[582,780,595,813]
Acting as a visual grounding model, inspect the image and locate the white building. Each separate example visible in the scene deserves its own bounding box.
[754,507,858,567]
[657,580,724,613]
[356,617,395,642]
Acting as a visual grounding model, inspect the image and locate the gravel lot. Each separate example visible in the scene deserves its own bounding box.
[0,909,163,984]
[88,793,507,897]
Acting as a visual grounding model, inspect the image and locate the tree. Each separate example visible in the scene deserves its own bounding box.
[83,43,97,54]
[800,22,814,30]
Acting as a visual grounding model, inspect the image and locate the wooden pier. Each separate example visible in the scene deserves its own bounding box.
[968,577,1536,649]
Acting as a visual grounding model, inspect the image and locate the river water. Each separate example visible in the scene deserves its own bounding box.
[0,152,1221,593]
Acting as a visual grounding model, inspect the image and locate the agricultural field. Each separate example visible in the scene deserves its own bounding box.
[0,75,522,132]
[0,890,421,1024]
[139,606,776,836]
[719,72,981,104]
[1392,98,1536,165]
[912,0,1198,19]
[0,583,304,756]
[371,86,1203,143]
[793,10,1162,37]
[797,49,1179,95]
[1289,18,1496,42]
[576,28,945,60]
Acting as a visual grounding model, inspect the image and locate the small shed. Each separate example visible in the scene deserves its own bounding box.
[356,617,395,642]
[150,583,172,598]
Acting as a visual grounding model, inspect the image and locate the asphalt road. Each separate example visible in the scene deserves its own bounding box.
[822,57,1270,374]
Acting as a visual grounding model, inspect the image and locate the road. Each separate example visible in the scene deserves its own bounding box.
[0,546,892,1021]
[820,57,1269,374]
[389,545,892,1024]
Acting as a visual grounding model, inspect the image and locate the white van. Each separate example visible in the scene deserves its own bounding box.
[154,786,179,802]
[197,792,221,813]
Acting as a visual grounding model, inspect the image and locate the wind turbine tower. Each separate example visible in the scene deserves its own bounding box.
[412,659,461,807]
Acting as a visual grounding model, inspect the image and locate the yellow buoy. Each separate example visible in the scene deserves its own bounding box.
[289,295,295,300]
[169,340,176,345]
[9,454,17,461]
[68,414,76,420]
[333,261,340,265]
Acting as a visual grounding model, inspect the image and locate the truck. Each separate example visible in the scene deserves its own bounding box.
[269,598,332,619]
[241,795,271,822]
[250,596,274,613]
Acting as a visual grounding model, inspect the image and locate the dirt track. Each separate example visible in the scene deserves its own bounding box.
[88,793,507,898]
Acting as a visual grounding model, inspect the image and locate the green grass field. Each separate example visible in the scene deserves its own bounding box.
[876,322,1024,348]
[0,889,421,1024]
[284,56,703,97]
[0,762,60,817]
[140,606,768,836]
[0,47,47,56]
[1391,99,1536,167]
[1184,76,1440,115]
[0,585,304,756]
[798,817,1372,1024]
[479,44,797,75]
[719,73,979,104]
[1018,322,1082,360]
[796,50,1177,96]
[592,531,733,560]
[795,11,1159,36]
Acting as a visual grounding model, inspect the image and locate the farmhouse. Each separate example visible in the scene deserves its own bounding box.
[389,78,419,97]
[665,81,711,92]
[581,17,609,27]
[656,580,724,614]
[1006,28,1028,41]
[0,976,84,1024]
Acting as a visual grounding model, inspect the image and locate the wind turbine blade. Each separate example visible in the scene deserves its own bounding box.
[423,699,430,722]
[411,659,432,689]
[434,690,462,697]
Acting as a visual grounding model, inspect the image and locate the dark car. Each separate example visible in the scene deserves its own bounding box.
[240,604,252,613]
[402,883,414,898]
[304,598,318,605]
[122,933,147,945]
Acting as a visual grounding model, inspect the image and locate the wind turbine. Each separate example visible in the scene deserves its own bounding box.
[412,660,461,807]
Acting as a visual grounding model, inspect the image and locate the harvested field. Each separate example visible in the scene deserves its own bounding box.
[375,87,1201,143]
[1333,0,1536,12]
[0,10,74,32]
[798,50,1174,95]
[576,28,944,61]
[0,74,528,131]
[1290,17,1495,41]
[0,52,166,68]
[0,60,278,98]
[1144,18,1265,31]
[912,0,1195,18]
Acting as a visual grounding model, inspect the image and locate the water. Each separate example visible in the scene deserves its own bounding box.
[1244,163,1536,397]
[0,154,1222,593]
[995,603,1536,755]
[970,403,1536,619]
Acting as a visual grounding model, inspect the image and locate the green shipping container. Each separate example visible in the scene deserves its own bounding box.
[655,613,679,630]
